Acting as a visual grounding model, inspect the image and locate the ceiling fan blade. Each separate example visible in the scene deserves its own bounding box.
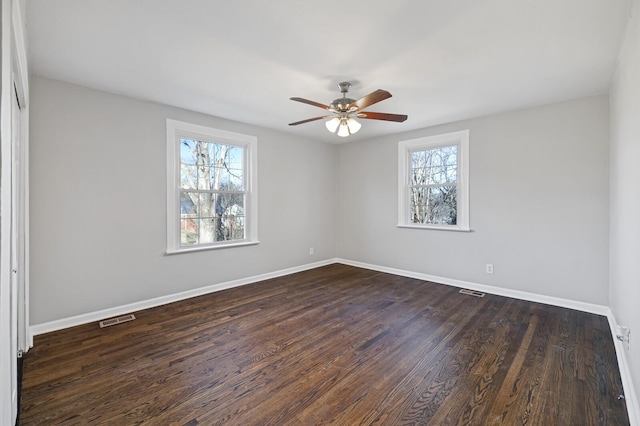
[290,97,331,110]
[357,112,408,122]
[351,89,392,111]
[288,116,332,126]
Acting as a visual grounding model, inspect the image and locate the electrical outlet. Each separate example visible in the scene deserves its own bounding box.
[617,326,631,352]
[486,264,494,274]
[309,247,315,255]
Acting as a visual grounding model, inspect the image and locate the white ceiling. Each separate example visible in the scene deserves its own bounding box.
[26,0,632,144]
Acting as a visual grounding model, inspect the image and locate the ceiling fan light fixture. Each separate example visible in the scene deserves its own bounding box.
[325,117,341,133]
[346,117,361,134]
[336,117,361,137]
[337,121,350,137]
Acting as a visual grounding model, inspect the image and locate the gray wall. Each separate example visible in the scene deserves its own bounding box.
[30,75,611,327]
[336,96,610,305]
[29,76,337,324]
[610,0,640,409]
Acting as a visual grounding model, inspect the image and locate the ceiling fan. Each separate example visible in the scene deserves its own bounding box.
[289,82,408,137]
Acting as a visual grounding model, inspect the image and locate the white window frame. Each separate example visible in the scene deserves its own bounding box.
[166,119,258,254]
[398,130,470,231]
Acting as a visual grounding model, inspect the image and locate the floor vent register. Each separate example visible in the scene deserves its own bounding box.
[99,314,136,328]
[459,289,486,297]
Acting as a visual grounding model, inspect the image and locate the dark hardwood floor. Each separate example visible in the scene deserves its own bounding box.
[20,264,629,425]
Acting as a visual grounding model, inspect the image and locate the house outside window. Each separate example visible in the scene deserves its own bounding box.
[166,119,258,253]
[398,130,470,231]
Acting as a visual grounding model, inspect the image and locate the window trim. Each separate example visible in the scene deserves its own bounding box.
[397,130,470,231]
[166,119,258,254]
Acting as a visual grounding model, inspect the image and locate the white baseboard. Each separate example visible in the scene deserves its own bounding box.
[335,258,610,316]
[29,258,337,336]
[31,256,610,335]
[606,309,640,426]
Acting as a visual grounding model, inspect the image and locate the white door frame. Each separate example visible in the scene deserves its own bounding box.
[9,77,20,424]
[1,0,16,422]
[11,0,28,354]
[1,0,29,424]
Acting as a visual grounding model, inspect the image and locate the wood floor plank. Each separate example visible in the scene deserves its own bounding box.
[487,312,539,424]
[20,264,630,425]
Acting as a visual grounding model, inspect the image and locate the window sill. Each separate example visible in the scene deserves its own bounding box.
[165,240,260,255]
[397,224,472,232]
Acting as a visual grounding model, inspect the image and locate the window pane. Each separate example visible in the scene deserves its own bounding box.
[197,218,215,244]
[440,146,458,164]
[180,165,197,189]
[411,145,458,186]
[411,150,425,168]
[425,145,457,168]
[220,145,244,190]
[427,166,457,184]
[180,192,246,245]
[217,193,244,216]
[411,167,426,185]
[180,218,199,245]
[180,192,197,215]
[226,167,244,190]
[410,186,457,225]
[180,192,199,245]
[211,166,244,191]
[196,165,211,190]
[227,145,244,169]
[180,139,197,165]
[230,216,245,239]
[181,139,245,192]
[197,193,216,244]
[215,195,245,241]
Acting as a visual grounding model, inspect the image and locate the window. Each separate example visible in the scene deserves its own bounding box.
[398,130,469,231]
[166,119,258,253]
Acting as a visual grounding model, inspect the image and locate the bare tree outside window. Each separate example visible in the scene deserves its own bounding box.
[409,145,458,225]
[179,138,245,245]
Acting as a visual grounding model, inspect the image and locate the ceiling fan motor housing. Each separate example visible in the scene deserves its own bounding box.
[330,98,357,112]
[331,82,357,112]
